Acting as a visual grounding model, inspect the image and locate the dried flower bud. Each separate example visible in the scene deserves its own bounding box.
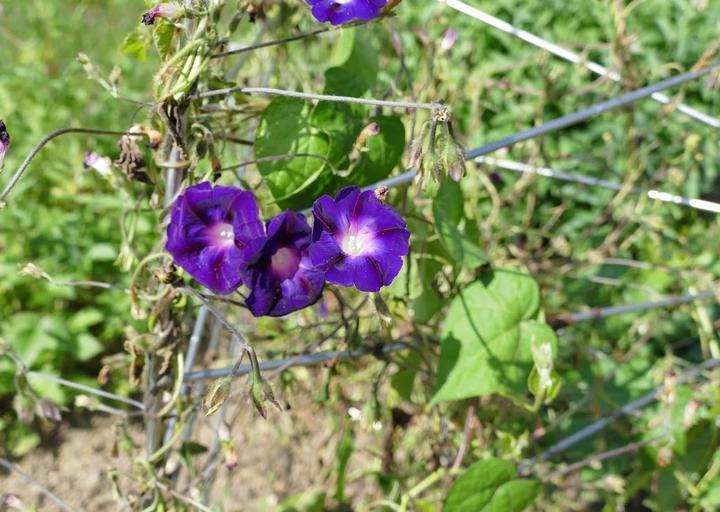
[421,151,442,183]
[439,29,458,53]
[204,378,232,416]
[244,2,266,23]
[0,120,10,168]
[141,127,163,149]
[115,131,149,183]
[18,263,47,279]
[142,3,184,25]
[444,139,465,182]
[13,394,34,423]
[374,186,389,203]
[250,372,280,420]
[75,394,99,410]
[84,152,113,178]
[372,292,393,331]
[220,432,238,471]
[164,451,182,475]
[37,398,62,422]
[351,122,381,161]
[657,445,673,467]
[390,29,404,56]
[683,399,700,428]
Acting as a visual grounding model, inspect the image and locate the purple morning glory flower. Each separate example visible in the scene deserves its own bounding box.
[310,186,410,292]
[306,0,388,25]
[166,182,264,295]
[241,211,326,317]
[0,120,9,168]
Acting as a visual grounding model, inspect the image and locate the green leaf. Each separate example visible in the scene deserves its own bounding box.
[391,351,423,401]
[255,96,335,210]
[344,115,406,187]
[432,269,557,404]
[7,422,41,457]
[153,24,176,59]
[330,30,378,95]
[68,308,104,333]
[433,181,487,269]
[121,30,149,61]
[75,333,103,361]
[88,243,117,261]
[444,459,541,512]
[256,102,405,209]
[335,430,354,503]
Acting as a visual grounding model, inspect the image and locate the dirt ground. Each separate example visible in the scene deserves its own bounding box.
[1,387,389,511]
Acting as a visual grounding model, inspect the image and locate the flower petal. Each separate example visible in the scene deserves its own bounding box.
[312,194,350,236]
[309,230,344,269]
[350,255,384,292]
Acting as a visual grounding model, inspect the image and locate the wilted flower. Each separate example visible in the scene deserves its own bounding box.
[142,3,184,25]
[1,494,23,510]
[84,151,113,178]
[166,182,264,294]
[0,120,9,168]
[439,28,458,53]
[310,186,410,292]
[241,211,326,317]
[306,0,388,25]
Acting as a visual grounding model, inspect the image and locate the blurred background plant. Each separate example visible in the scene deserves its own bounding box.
[1,0,720,510]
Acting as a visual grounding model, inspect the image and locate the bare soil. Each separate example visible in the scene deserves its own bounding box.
[2,389,386,511]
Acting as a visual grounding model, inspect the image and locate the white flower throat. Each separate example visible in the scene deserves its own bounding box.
[341,234,363,256]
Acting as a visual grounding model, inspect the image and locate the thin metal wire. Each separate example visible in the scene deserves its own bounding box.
[561,290,715,325]
[163,305,209,444]
[466,61,720,159]
[519,356,720,472]
[193,86,442,111]
[442,0,720,129]
[476,156,720,214]
[0,128,148,204]
[335,62,719,204]
[183,288,717,382]
[184,341,414,382]
[27,372,145,410]
[0,458,78,512]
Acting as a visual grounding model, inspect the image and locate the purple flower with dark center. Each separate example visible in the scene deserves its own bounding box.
[241,211,326,317]
[142,3,184,25]
[0,120,10,168]
[306,0,387,25]
[166,182,264,295]
[310,186,410,292]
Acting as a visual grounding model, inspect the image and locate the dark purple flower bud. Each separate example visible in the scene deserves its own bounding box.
[166,182,265,295]
[306,0,388,25]
[310,186,410,292]
[241,211,326,317]
[142,3,184,25]
[0,120,10,168]
[489,172,504,186]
